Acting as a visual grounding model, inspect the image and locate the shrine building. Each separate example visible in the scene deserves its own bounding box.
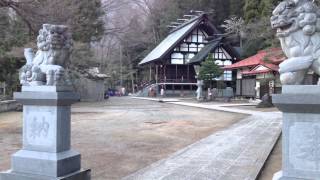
[138,13,240,96]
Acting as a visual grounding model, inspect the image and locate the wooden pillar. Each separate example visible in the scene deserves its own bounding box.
[187,65,190,82]
[161,63,164,83]
[173,84,175,95]
[3,83,6,96]
[149,64,152,82]
[175,65,178,82]
[156,64,158,84]
[164,64,166,83]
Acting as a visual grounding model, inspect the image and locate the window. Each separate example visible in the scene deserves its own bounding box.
[198,35,203,43]
[198,44,205,51]
[192,35,198,42]
[171,53,184,64]
[171,59,184,64]
[213,47,231,60]
[215,60,223,66]
[224,60,232,66]
[222,48,232,59]
[213,53,219,59]
[189,43,197,52]
[184,28,208,43]
[185,53,195,63]
[180,43,188,51]
[223,71,232,81]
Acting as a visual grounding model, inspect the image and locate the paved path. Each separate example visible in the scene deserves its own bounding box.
[125,98,282,180]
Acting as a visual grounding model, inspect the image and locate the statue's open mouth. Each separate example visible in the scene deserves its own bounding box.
[276,23,292,32]
[271,19,294,37]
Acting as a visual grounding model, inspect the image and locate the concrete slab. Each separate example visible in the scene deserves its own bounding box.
[124,100,282,180]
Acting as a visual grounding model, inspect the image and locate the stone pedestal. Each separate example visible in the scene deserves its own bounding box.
[0,86,90,180]
[273,85,320,180]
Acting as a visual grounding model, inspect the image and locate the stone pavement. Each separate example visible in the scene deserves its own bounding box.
[125,98,282,180]
[131,97,181,102]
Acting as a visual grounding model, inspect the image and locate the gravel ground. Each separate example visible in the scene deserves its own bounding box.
[0,97,247,180]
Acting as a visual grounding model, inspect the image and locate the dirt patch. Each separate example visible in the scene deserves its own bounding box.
[258,135,282,180]
[0,97,247,180]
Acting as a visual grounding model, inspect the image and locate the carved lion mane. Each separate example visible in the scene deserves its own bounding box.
[20,24,73,86]
[271,0,320,85]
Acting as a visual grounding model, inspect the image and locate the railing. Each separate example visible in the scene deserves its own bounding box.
[159,79,197,83]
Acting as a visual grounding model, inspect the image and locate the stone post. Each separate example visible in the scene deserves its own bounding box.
[0,24,90,180]
[196,80,203,101]
[0,86,91,180]
[273,85,320,180]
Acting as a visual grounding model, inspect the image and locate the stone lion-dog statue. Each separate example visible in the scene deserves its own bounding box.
[20,24,72,86]
[271,0,320,85]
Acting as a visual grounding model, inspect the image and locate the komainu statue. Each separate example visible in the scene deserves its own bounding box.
[271,0,320,85]
[20,24,72,86]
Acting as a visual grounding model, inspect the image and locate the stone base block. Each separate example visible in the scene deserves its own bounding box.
[0,169,91,180]
[273,171,311,180]
[273,85,320,180]
[22,86,74,92]
[11,150,80,177]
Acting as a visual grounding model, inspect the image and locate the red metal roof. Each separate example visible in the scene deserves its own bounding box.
[224,48,285,70]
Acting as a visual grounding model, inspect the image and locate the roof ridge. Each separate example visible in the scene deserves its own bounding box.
[169,14,205,34]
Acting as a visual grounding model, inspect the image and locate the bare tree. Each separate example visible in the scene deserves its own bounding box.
[221,16,245,48]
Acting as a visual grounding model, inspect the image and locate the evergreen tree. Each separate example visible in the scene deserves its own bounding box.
[198,54,223,87]
[244,0,260,22]
[0,0,105,96]
[229,0,245,17]
[0,9,28,58]
[71,0,104,42]
[259,0,282,17]
[260,0,274,17]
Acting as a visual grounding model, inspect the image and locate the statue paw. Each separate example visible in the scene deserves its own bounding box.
[280,71,306,85]
[46,70,55,86]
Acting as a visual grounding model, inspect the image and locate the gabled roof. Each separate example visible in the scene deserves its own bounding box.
[139,14,217,65]
[242,64,278,75]
[224,48,284,70]
[187,37,240,64]
[225,52,265,69]
[187,37,222,64]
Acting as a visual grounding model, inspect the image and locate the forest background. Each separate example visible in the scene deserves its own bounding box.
[0,0,286,96]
